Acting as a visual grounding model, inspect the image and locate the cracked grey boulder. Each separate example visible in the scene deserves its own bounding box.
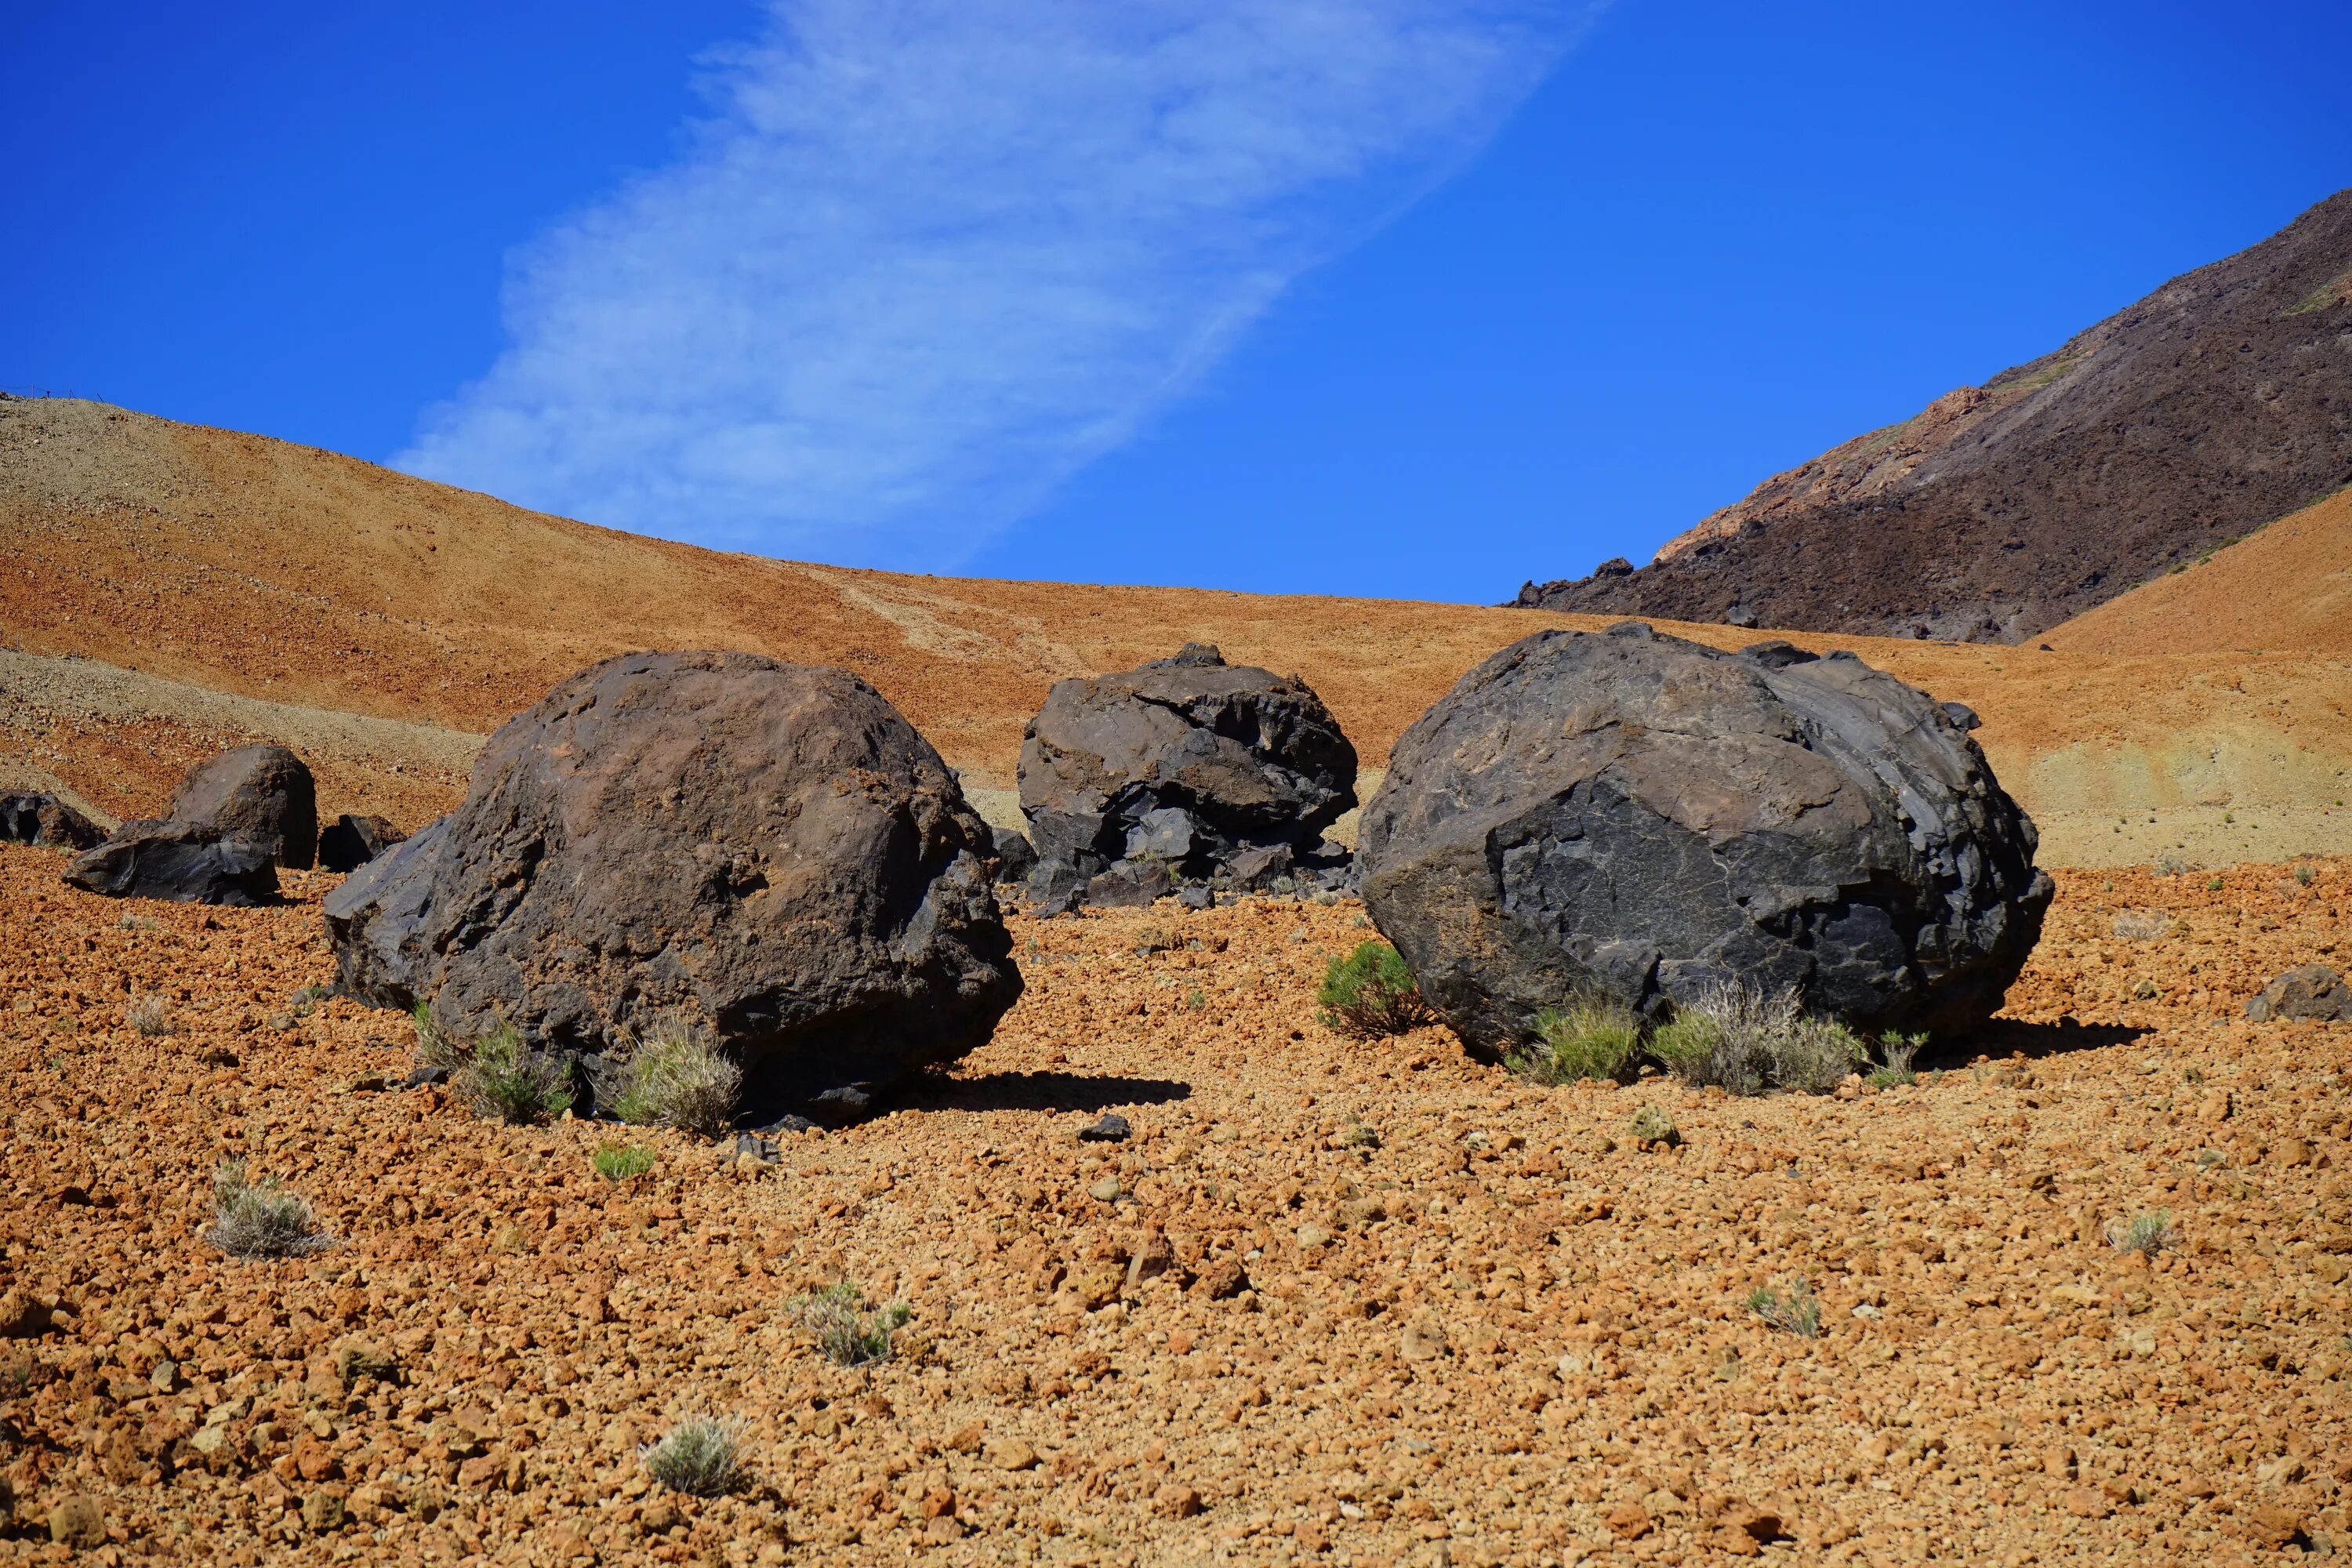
[1019,643,1357,908]
[64,820,278,906]
[1359,623,2051,1057]
[325,651,1022,1117]
[170,744,318,869]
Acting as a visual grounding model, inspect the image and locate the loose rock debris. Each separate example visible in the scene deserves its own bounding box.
[0,847,2347,1563]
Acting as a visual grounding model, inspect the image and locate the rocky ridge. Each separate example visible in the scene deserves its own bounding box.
[1518,188,2352,642]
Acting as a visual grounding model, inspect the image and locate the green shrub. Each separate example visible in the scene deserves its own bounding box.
[1748,1279,1822,1338]
[1508,997,1641,1084]
[1316,942,1432,1039]
[2110,1210,2179,1255]
[789,1281,913,1367]
[600,1015,740,1135]
[209,1159,334,1259]
[411,1000,463,1073]
[451,1021,573,1125]
[1649,983,1864,1095]
[641,1414,746,1497]
[592,1142,656,1182]
[1867,1030,1927,1090]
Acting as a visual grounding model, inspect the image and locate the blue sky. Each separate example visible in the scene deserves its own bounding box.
[5,1,2349,603]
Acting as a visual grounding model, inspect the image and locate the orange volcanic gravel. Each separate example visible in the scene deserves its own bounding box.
[2,847,2350,1566]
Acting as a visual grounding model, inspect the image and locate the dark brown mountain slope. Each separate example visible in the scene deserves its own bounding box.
[1517,188,2352,642]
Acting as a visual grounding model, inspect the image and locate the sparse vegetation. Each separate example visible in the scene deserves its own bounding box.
[640,1414,747,1497]
[600,1015,740,1135]
[1316,941,1432,1039]
[1509,996,1641,1084]
[411,1000,462,1072]
[2111,1210,2180,1256]
[2296,862,2317,887]
[1867,1030,1926,1089]
[287,983,332,1018]
[1629,1104,1679,1148]
[2113,910,2171,941]
[126,993,171,1037]
[450,1020,574,1125]
[208,1159,333,1259]
[1343,1121,1381,1149]
[2205,877,2224,892]
[2154,854,2188,879]
[592,1142,657,1182]
[1647,982,1864,1095]
[789,1281,912,1367]
[1748,1279,1823,1338]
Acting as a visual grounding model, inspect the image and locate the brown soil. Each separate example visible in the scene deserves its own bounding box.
[3,848,2349,1564]
[5,395,2350,871]
[1515,190,2352,643]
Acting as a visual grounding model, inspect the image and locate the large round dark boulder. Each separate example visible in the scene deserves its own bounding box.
[63,820,279,906]
[323,651,1022,1114]
[1019,644,1357,907]
[172,744,318,869]
[1359,624,2050,1054]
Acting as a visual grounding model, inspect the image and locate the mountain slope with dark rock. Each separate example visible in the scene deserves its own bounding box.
[1517,188,2352,642]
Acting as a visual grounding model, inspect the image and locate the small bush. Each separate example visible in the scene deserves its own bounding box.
[1509,997,1641,1085]
[1316,942,1432,1039]
[2295,862,2317,887]
[789,1281,912,1367]
[1748,1279,1822,1338]
[1343,1122,1381,1149]
[411,1001,463,1073]
[2111,1210,2179,1256]
[2154,854,2188,879]
[209,1159,333,1259]
[593,1142,656,1182]
[2113,911,2171,941]
[127,995,171,1037]
[1629,1104,1679,1148]
[601,1015,740,1135]
[451,1021,573,1125]
[1650,983,1864,1095]
[1867,1030,1927,1090]
[641,1414,746,1497]
[2205,877,2223,892]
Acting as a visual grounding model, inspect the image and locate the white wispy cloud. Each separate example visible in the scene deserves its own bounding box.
[397,0,1583,565]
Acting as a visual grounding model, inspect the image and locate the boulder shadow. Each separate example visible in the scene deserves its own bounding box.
[912,1071,1192,1115]
[1941,1018,2151,1067]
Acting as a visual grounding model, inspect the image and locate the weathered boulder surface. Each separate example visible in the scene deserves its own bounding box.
[317,813,405,873]
[1019,644,1357,909]
[63,820,278,906]
[325,651,1022,1114]
[1360,623,2051,1056]
[171,744,318,868]
[988,826,1038,887]
[0,792,102,850]
[2247,964,2349,1022]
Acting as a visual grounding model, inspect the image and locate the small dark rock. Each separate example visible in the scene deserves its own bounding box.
[1724,604,1758,628]
[1178,884,1215,910]
[732,1132,784,1165]
[1079,1113,1132,1143]
[747,1112,820,1135]
[1087,858,1176,909]
[0,792,103,850]
[1940,700,1984,731]
[400,1066,450,1090]
[317,814,405,873]
[989,825,1038,886]
[1225,843,1294,893]
[62,820,279,906]
[2247,964,2350,1022]
[807,1084,876,1126]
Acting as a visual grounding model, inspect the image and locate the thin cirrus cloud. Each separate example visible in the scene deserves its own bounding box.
[397,0,1587,568]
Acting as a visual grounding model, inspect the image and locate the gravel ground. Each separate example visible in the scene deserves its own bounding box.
[2,848,2348,1566]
